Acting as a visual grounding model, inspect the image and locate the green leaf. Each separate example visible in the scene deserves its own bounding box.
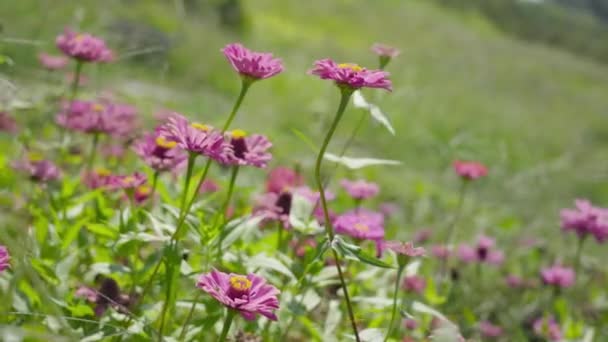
[30,259,59,285]
[324,153,401,169]
[86,223,118,239]
[332,236,393,269]
[288,194,324,234]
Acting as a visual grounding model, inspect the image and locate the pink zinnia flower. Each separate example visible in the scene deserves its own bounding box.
[309,58,392,91]
[158,114,226,160]
[253,191,294,229]
[265,166,303,194]
[402,275,426,294]
[413,228,432,244]
[452,160,488,180]
[505,275,524,288]
[56,28,113,63]
[107,172,147,190]
[132,131,187,172]
[340,179,379,200]
[134,185,151,205]
[384,241,426,258]
[199,179,220,194]
[457,244,477,263]
[404,318,418,330]
[0,112,18,133]
[561,199,608,243]
[221,130,272,168]
[56,99,138,137]
[431,245,450,260]
[197,269,280,321]
[38,52,68,70]
[12,154,61,182]
[479,321,503,338]
[541,265,575,288]
[334,208,385,242]
[371,43,400,58]
[379,202,399,218]
[82,168,113,189]
[75,286,98,303]
[222,43,283,80]
[533,317,563,341]
[0,246,10,273]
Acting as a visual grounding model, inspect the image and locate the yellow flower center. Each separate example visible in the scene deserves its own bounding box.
[231,129,247,139]
[123,176,135,184]
[354,223,369,232]
[27,152,44,162]
[155,136,177,149]
[229,276,252,291]
[75,34,84,42]
[96,168,111,176]
[338,63,363,72]
[191,123,210,132]
[137,185,151,195]
[93,104,105,112]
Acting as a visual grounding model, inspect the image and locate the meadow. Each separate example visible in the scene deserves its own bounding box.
[1,0,608,341]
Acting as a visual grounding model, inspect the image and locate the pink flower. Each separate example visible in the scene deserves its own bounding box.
[56,28,113,62]
[265,167,303,194]
[82,168,113,189]
[371,43,400,58]
[253,191,294,229]
[402,275,426,294]
[134,185,152,205]
[533,317,563,341]
[404,318,418,330]
[75,286,97,303]
[199,179,220,194]
[309,58,392,91]
[38,52,68,70]
[340,179,379,200]
[132,130,187,172]
[413,228,432,244]
[289,238,318,258]
[458,235,504,265]
[158,114,226,160]
[561,199,608,243]
[379,202,399,218]
[12,155,61,182]
[65,72,89,86]
[334,208,385,242]
[457,244,477,263]
[101,144,125,158]
[0,112,18,133]
[107,172,147,190]
[431,245,450,260]
[541,265,575,288]
[221,130,272,168]
[197,269,280,321]
[384,241,426,257]
[56,99,138,137]
[505,275,524,288]
[222,43,284,80]
[479,321,503,338]
[0,246,10,273]
[452,160,488,180]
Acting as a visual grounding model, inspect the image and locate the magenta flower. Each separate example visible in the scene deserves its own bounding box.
[101,144,125,158]
[38,52,68,70]
[340,179,379,200]
[452,160,488,180]
[0,112,18,133]
[404,319,418,330]
[309,58,392,91]
[561,199,608,243]
[379,202,399,218]
[413,228,433,244]
[197,269,280,321]
[533,317,563,341]
[371,43,401,58]
[199,179,220,194]
[458,235,503,265]
[107,172,147,191]
[265,166,303,194]
[158,114,226,160]
[134,185,151,205]
[479,321,503,338]
[430,245,450,260]
[82,168,113,189]
[505,275,525,288]
[402,275,426,294]
[541,264,575,288]
[75,286,97,303]
[12,155,61,182]
[56,28,113,63]
[222,43,284,80]
[221,130,272,168]
[457,245,477,263]
[133,131,187,172]
[384,241,426,258]
[56,99,138,137]
[0,246,9,273]
[334,208,385,241]
[289,238,318,258]
[253,191,294,229]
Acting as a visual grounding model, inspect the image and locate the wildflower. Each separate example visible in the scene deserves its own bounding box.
[107,172,147,191]
[404,318,418,330]
[132,131,188,172]
[75,277,132,317]
[157,114,226,160]
[541,264,575,288]
[334,209,385,255]
[38,52,68,70]
[199,179,220,194]
[82,168,113,189]
[221,129,272,168]
[56,99,138,137]
[0,112,18,133]
[457,245,477,263]
[561,199,608,243]
[197,269,280,320]
[56,28,113,63]
[430,245,450,260]
[222,43,284,80]
[0,246,9,273]
[371,43,400,59]
[289,238,318,258]
[308,58,392,91]
[384,241,426,258]
[413,228,432,244]
[458,234,504,265]
[265,166,303,194]
[379,202,399,218]
[479,321,503,338]
[402,275,426,294]
[134,185,151,205]
[12,154,61,182]
[452,160,488,180]
[533,317,563,341]
[340,179,379,200]
[505,275,524,288]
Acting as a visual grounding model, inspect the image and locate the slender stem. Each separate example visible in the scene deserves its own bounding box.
[85,132,100,173]
[150,171,159,200]
[218,309,236,342]
[439,180,468,279]
[179,153,198,217]
[222,79,252,132]
[314,88,359,341]
[171,159,212,241]
[158,254,174,340]
[217,166,240,260]
[61,61,83,142]
[277,223,283,251]
[385,266,404,342]
[574,235,586,274]
[178,293,202,341]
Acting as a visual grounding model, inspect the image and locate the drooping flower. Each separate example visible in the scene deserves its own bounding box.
[452,160,488,180]
[402,275,426,294]
[308,58,392,91]
[478,321,503,338]
[199,179,220,194]
[265,166,303,194]
[340,179,379,200]
[334,208,385,241]
[533,317,563,341]
[82,168,113,189]
[221,129,273,168]
[107,172,147,191]
[541,264,575,288]
[157,114,226,160]
[0,112,18,133]
[222,43,284,80]
[132,131,187,172]
[0,246,10,273]
[561,199,608,243]
[56,28,113,63]
[197,269,280,321]
[56,99,138,137]
[38,52,68,70]
[12,154,61,182]
[371,43,401,59]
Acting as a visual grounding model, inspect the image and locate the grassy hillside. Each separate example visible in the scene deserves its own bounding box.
[2,0,608,247]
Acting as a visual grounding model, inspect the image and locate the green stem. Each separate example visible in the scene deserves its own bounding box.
[314,88,359,342]
[218,309,236,342]
[574,235,586,274]
[85,132,100,173]
[178,292,201,341]
[385,266,405,342]
[277,222,283,251]
[439,180,468,280]
[171,159,212,241]
[222,78,252,131]
[217,166,240,260]
[158,252,175,340]
[179,153,198,217]
[150,171,159,201]
[61,61,83,142]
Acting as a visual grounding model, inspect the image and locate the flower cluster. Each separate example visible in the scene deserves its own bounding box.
[56,28,113,63]
[457,235,504,265]
[56,99,137,136]
[560,199,608,242]
[12,154,61,182]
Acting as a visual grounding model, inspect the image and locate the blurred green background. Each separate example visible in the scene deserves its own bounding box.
[2,0,608,250]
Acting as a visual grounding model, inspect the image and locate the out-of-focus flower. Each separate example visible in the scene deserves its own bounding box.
[134,185,151,205]
[75,286,97,303]
[452,160,488,180]
[457,244,477,263]
[402,275,426,294]
[340,179,379,200]
[371,43,400,58]
[479,321,503,338]
[404,318,418,330]
[458,235,504,265]
[379,202,399,218]
[505,274,524,288]
[221,129,272,168]
[334,208,385,242]
[158,114,226,160]
[0,112,18,133]
[56,28,113,62]
[12,154,61,182]
[38,52,68,70]
[82,168,113,189]
[309,59,392,91]
[384,241,426,258]
[431,245,450,260]
[56,99,137,137]
[561,199,608,243]
[222,43,284,80]
[199,179,220,194]
[533,317,563,341]
[289,238,318,258]
[133,131,187,172]
[253,191,293,229]
[101,144,125,158]
[107,172,147,191]
[0,246,10,273]
[413,228,432,244]
[75,277,132,317]
[541,264,575,288]
[197,269,280,320]
[65,72,89,86]
[265,166,303,194]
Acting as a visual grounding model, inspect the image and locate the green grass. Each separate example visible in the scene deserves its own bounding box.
[2,0,608,251]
